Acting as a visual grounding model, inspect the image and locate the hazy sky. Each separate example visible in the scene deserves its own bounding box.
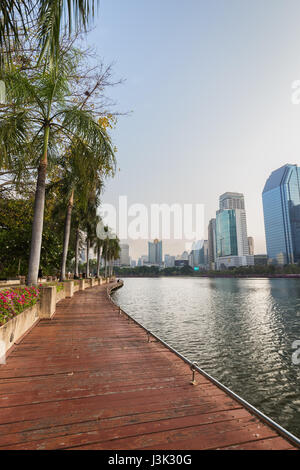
[87,0,300,260]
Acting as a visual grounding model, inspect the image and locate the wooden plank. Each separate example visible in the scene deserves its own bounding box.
[0,284,297,450]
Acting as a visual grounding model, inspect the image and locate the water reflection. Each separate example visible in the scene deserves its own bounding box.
[112,277,300,438]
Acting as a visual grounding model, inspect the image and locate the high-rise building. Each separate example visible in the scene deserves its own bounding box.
[180,251,189,261]
[119,244,130,266]
[164,254,175,267]
[188,240,203,267]
[137,255,148,266]
[199,240,209,267]
[262,164,300,265]
[208,218,217,269]
[219,192,245,210]
[248,236,254,255]
[148,239,163,265]
[216,192,253,269]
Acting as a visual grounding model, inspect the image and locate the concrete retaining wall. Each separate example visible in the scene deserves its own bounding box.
[56,287,66,303]
[0,280,106,362]
[0,305,39,361]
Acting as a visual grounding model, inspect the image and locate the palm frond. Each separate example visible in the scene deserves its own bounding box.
[37,0,98,64]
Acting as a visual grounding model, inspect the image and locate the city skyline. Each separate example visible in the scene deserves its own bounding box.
[88,0,300,261]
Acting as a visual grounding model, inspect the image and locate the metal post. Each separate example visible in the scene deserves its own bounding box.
[190,362,199,385]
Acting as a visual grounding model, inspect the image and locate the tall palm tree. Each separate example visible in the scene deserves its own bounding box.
[109,237,121,276]
[0,49,114,284]
[0,1,98,65]
[73,214,83,278]
[94,236,104,278]
[57,140,113,281]
[101,232,120,278]
[82,192,101,279]
[101,225,110,278]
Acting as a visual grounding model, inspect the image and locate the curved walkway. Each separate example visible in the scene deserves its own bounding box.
[0,284,297,450]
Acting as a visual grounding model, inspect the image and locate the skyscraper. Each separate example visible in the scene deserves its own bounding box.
[164,254,175,267]
[119,244,130,266]
[188,240,203,267]
[262,164,300,265]
[248,236,254,255]
[208,218,217,269]
[148,239,163,265]
[219,192,245,210]
[215,192,253,269]
[199,240,209,267]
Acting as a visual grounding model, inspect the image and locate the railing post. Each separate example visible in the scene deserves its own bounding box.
[79,279,85,291]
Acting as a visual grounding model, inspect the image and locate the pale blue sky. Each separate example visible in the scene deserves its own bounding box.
[87,0,300,259]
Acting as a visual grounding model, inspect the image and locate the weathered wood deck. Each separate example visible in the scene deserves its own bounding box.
[0,283,297,450]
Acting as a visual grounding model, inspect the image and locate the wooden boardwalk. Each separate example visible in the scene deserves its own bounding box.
[0,283,297,450]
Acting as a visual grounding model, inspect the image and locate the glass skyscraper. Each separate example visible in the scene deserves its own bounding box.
[262,164,300,265]
[148,239,163,265]
[215,192,252,269]
[216,209,238,257]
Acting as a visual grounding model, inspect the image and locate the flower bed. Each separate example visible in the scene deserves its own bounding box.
[0,286,40,326]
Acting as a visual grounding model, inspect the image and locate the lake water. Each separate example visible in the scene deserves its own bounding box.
[112,277,300,438]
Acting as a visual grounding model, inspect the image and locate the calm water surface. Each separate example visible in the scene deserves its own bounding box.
[112,277,300,438]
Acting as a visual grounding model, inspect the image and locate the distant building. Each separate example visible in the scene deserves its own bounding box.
[188,240,203,268]
[175,259,189,268]
[148,239,163,265]
[119,244,130,266]
[248,237,254,255]
[137,255,148,266]
[254,254,268,266]
[131,260,137,268]
[219,192,245,210]
[208,218,217,269]
[164,254,175,268]
[262,164,300,265]
[199,240,209,268]
[217,255,254,269]
[216,192,252,269]
[181,251,189,261]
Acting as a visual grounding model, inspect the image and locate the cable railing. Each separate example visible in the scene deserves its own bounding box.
[106,280,300,449]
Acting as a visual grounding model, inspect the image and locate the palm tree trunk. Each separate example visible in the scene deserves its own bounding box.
[60,190,74,281]
[86,238,90,278]
[111,259,114,276]
[104,255,107,278]
[75,227,80,277]
[27,125,50,285]
[96,245,101,278]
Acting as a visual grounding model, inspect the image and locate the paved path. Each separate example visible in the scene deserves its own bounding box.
[0,284,297,450]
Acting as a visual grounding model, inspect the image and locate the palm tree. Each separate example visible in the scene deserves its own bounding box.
[0,1,98,65]
[82,192,101,279]
[57,140,113,281]
[73,214,83,278]
[101,225,110,278]
[94,236,104,278]
[101,233,120,278]
[0,48,114,285]
[109,237,121,276]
